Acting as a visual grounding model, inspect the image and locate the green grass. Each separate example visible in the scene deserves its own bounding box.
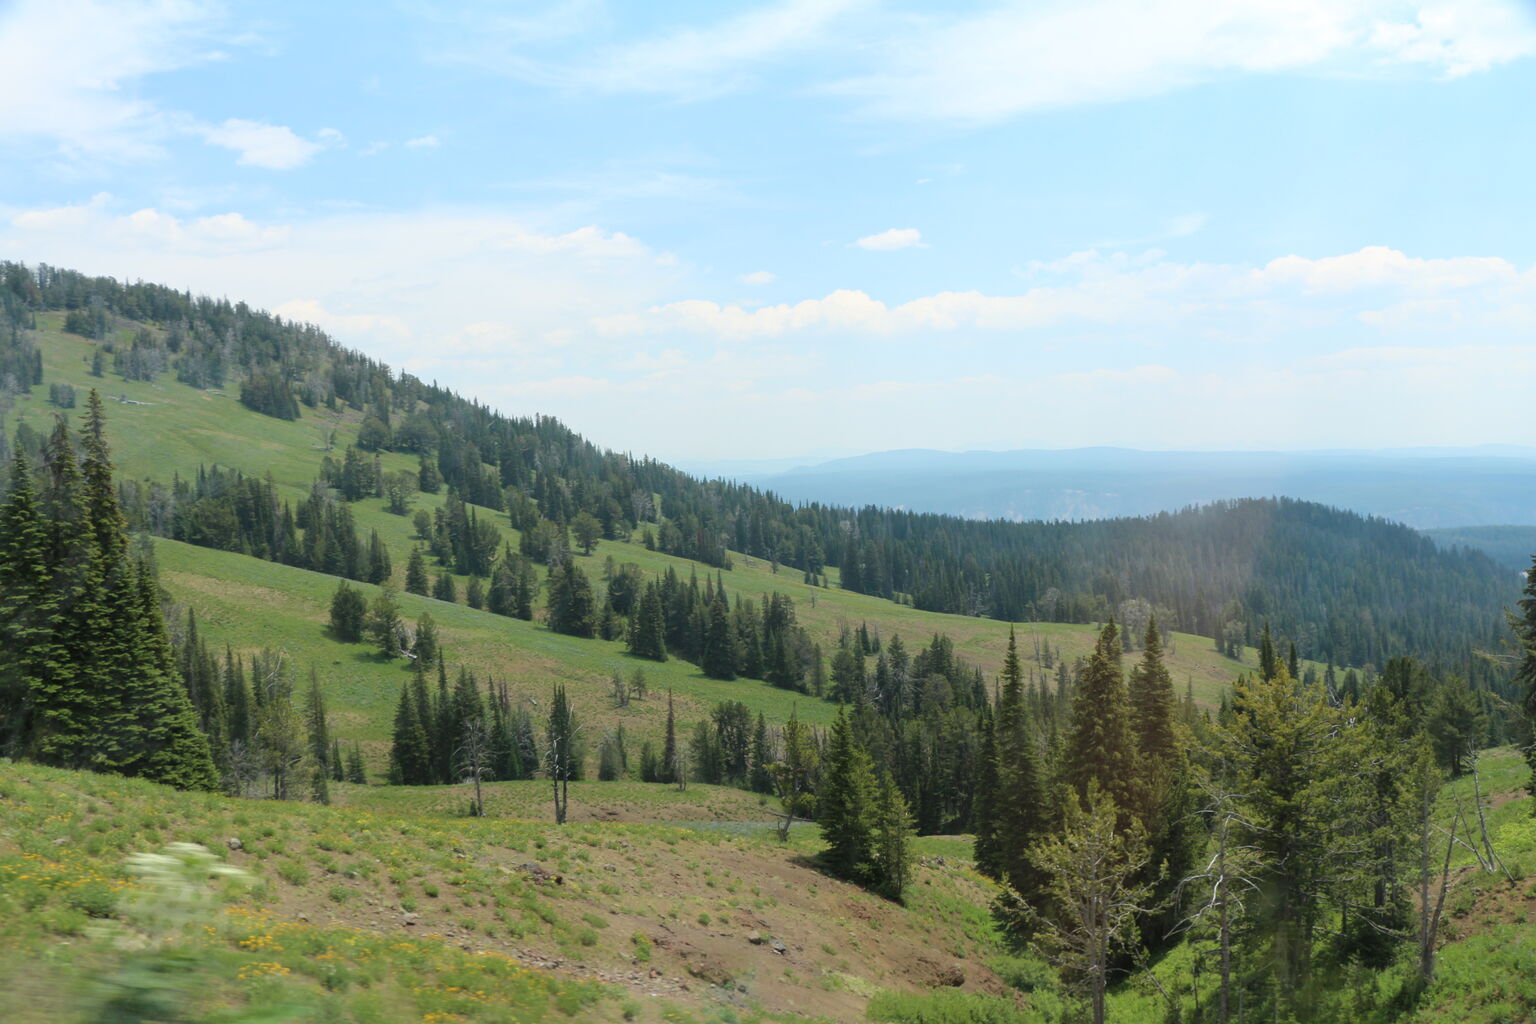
[0,761,1009,1024]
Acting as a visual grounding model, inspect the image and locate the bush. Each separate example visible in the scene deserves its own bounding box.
[866,989,1038,1024]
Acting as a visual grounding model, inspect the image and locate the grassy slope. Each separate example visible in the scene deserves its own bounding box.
[0,762,1024,1024]
[10,312,1273,779]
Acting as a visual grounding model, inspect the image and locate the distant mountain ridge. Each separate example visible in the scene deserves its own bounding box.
[747,446,1536,529]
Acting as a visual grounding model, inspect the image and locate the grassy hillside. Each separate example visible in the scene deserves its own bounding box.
[3,753,1531,1024]
[7,311,1277,778]
[0,761,1030,1024]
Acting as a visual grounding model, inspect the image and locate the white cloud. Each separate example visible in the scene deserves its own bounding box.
[0,0,225,160]
[438,0,867,96]
[739,270,775,285]
[824,0,1536,121]
[598,246,1536,340]
[405,134,440,149]
[201,119,326,169]
[273,299,411,344]
[854,227,925,251]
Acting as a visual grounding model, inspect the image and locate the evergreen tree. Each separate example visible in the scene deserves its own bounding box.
[405,547,429,596]
[1127,615,1178,819]
[1516,554,1536,796]
[749,712,773,794]
[628,583,668,661]
[660,689,678,785]
[328,580,367,642]
[989,629,1049,912]
[546,684,581,823]
[432,571,456,603]
[1258,622,1279,682]
[304,671,331,804]
[701,598,738,680]
[1063,620,1137,822]
[819,707,879,882]
[345,743,367,784]
[367,582,402,657]
[871,770,914,902]
[389,680,431,785]
[413,612,439,669]
[546,560,596,638]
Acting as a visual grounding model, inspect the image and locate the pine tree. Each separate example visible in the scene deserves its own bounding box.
[389,681,431,785]
[546,684,581,823]
[1515,554,1536,796]
[971,708,1001,877]
[628,583,667,661]
[367,582,402,657]
[1063,620,1137,822]
[749,712,773,794]
[660,689,678,784]
[304,670,331,804]
[405,547,429,596]
[414,612,439,669]
[819,707,879,882]
[871,769,914,901]
[1127,615,1178,818]
[989,629,1049,909]
[1259,622,1279,682]
[546,560,596,638]
[329,580,367,642]
[701,598,737,680]
[0,449,54,758]
[345,743,367,784]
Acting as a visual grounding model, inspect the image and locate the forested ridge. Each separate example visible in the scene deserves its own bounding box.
[0,262,1515,686]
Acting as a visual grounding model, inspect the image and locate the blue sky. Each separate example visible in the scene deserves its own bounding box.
[3,0,1535,461]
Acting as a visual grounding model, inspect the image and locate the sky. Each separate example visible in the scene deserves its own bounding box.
[2,0,1536,463]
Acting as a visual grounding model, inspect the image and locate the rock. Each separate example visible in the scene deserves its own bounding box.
[746,930,763,944]
[226,837,243,851]
[297,913,309,922]
[51,837,67,846]
[402,913,418,926]
[769,938,787,955]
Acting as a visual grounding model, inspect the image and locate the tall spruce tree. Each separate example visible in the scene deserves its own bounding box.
[819,706,879,882]
[628,583,668,661]
[1063,619,1137,822]
[990,629,1049,909]
[1127,615,1178,818]
[391,679,429,785]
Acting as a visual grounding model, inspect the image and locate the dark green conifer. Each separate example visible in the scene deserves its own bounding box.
[1063,620,1137,821]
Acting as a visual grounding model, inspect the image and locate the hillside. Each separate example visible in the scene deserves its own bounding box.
[3,752,1531,1023]
[0,761,1029,1024]
[0,263,1517,683]
[2,306,1330,779]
